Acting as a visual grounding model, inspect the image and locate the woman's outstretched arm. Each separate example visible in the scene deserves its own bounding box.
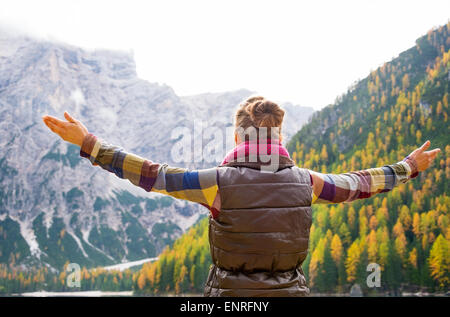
[310,141,441,204]
[42,112,220,214]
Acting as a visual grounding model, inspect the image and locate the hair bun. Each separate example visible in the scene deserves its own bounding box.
[234,95,285,141]
[247,100,284,128]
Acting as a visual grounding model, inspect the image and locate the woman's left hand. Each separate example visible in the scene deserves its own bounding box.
[407,140,441,172]
[42,111,89,147]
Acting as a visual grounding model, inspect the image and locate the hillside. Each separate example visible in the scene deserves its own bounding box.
[286,23,449,294]
[133,23,450,295]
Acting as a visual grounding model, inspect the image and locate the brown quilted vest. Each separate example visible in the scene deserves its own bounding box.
[203,156,313,297]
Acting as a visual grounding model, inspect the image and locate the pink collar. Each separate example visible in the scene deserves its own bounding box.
[220,140,291,166]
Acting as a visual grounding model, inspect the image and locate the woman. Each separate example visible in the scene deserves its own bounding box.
[42,96,440,296]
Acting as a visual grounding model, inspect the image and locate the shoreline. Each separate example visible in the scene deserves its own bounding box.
[8,290,448,297]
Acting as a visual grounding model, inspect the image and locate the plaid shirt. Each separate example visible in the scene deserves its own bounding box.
[80,133,419,217]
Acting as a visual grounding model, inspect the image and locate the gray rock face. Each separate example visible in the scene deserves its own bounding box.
[350,283,364,297]
[0,29,313,270]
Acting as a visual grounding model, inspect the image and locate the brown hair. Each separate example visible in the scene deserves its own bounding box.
[235,96,285,141]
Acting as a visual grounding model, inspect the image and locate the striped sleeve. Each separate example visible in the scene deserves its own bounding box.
[309,158,419,204]
[79,133,219,213]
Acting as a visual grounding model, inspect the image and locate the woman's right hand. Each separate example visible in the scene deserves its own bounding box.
[407,140,441,172]
[42,111,89,147]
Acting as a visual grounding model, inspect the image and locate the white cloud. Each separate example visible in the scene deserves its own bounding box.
[1,0,449,109]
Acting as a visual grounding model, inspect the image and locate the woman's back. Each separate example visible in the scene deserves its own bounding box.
[204,163,312,297]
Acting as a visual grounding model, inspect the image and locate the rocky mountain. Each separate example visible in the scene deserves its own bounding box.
[0,29,313,271]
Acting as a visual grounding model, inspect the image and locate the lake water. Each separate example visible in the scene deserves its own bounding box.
[15,291,134,297]
[13,290,447,297]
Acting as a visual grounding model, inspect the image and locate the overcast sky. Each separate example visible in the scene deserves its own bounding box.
[1,0,449,109]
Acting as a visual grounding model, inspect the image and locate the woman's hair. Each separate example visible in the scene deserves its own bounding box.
[235,95,285,141]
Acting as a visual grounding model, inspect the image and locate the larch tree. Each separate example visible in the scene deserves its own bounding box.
[346,241,361,283]
[428,234,449,288]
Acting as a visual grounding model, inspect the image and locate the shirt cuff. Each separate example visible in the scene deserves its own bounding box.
[80,133,100,166]
[402,155,419,178]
